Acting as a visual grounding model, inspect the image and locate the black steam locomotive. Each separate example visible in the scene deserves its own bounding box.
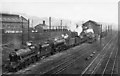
[4,20,104,72]
[81,20,101,43]
[4,35,86,72]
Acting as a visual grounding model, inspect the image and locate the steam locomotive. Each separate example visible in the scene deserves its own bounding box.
[80,28,97,43]
[4,34,86,72]
[4,20,103,72]
[81,20,101,43]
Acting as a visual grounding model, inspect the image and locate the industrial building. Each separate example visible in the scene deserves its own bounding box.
[0,13,29,33]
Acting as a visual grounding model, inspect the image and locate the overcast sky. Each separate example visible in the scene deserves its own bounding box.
[1,0,118,24]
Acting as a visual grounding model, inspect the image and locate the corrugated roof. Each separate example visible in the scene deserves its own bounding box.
[0,13,28,23]
[0,13,19,16]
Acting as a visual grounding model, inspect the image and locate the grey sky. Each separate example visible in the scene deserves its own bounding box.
[1,0,118,24]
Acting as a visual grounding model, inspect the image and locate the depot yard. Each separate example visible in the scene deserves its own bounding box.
[2,30,118,75]
[1,14,118,75]
[2,31,117,76]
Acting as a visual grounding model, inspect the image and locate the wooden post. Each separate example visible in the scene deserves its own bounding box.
[108,25,109,32]
[49,17,51,38]
[60,20,62,31]
[21,16,23,45]
[106,25,107,33]
[28,19,29,41]
[111,25,112,36]
[100,24,102,50]
[49,17,51,31]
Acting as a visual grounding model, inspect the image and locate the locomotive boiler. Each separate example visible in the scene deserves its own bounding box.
[4,34,86,72]
[4,38,67,72]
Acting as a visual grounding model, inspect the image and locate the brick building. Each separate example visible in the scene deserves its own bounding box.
[1,13,29,48]
[0,13,29,33]
[82,20,101,35]
[35,20,68,32]
[34,20,47,32]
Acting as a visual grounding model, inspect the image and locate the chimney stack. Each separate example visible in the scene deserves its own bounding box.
[49,17,51,29]
[43,20,45,25]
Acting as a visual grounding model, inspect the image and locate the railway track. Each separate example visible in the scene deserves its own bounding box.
[101,47,118,76]
[3,34,113,75]
[93,40,118,76]
[40,37,111,75]
[90,46,115,75]
[3,42,93,75]
[41,47,96,74]
[21,44,95,74]
[81,35,117,76]
[12,36,110,75]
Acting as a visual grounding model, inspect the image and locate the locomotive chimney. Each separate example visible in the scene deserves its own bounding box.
[43,20,45,25]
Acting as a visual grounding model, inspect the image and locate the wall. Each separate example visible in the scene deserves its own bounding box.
[2,30,70,49]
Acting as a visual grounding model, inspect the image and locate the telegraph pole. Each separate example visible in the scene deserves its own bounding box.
[111,25,112,36]
[106,25,108,37]
[49,17,51,31]
[60,20,62,31]
[21,16,23,45]
[106,25,107,33]
[32,19,33,28]
[108,25,109,32]
[28,19,29,41]
[49,17,51,38]
[100,24,102,50]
